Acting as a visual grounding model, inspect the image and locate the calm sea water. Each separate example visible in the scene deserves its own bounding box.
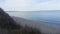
[6,11,60,26]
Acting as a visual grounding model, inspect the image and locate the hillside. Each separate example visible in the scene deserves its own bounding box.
[0,8,41,34]
[12,16,60,34]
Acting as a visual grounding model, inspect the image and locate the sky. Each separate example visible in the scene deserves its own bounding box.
[0,0,60,11]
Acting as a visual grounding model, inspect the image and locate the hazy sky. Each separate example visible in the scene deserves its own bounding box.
[0,0,60,11]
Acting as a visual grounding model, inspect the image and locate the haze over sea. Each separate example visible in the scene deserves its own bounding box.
[6,11,60,26]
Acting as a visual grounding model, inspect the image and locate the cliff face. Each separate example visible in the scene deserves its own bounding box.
[0,8,21,30]
[0,8,41,34]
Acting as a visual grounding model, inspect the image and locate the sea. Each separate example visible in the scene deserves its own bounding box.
[6,11,60,26]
